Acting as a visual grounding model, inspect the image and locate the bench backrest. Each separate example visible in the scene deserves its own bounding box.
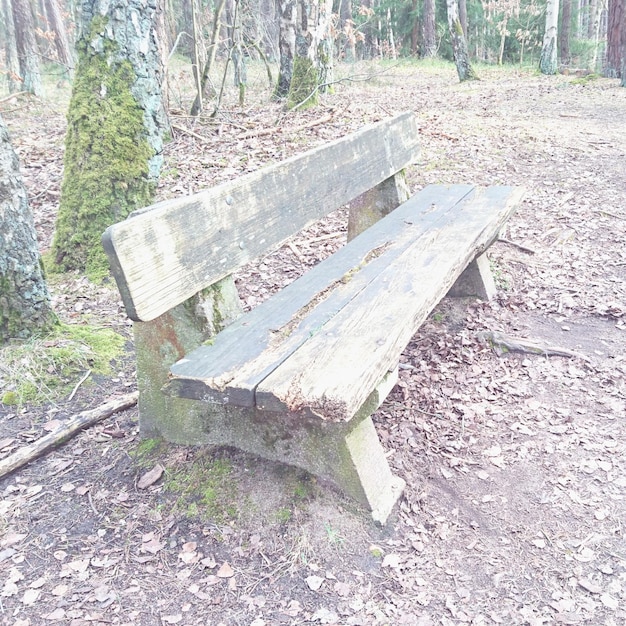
[102,112,420,322]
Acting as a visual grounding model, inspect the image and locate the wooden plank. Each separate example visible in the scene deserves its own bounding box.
[255,186,525,421]
[102,112,420,322]
[165,184,476,405]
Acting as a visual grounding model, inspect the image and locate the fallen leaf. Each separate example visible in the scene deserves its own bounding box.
[600,593,618,609]
[43,608,66,620]
[137,464,164,489]
[217,562,234,578]
[1,532,27,548]
[22,588,40,605]
[306,575,325,591]
[51,584,68,596]
[161,615,182,624]
[381,553,402,568]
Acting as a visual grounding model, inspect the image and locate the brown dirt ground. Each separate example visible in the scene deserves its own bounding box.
[1,62,626,626]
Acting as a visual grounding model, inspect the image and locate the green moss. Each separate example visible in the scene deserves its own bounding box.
[51,16,155,280]
[287,57,319,110]
[0,322,125,407]
[161,456,239,523]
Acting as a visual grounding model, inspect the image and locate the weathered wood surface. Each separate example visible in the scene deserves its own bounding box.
[102,112,420,322]
[167,185,524,421]
[257,186,523,421]
[165,184,475,405]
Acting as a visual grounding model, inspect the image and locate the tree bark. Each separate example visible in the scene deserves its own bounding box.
[51,0,169,278]
[10,0,42,96]
[43,0,75,78]
[540,0,560,74]
[275,0,296,98]
[2,0,22,93]
[422,0,437,57]
[605,0,624,77]
[0,114,54,344]
[446,0,479,81]
[559,0,572,65]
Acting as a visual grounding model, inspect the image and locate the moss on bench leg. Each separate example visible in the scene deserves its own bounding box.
[134,277,242,442]
[448,252,497,300]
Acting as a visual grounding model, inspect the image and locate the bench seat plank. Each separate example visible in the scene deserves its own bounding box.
[102,112,419,322]
[165,184,475,405]
[256,186,524,421]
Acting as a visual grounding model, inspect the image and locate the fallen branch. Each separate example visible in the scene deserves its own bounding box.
[238,113,333,140]
[0,392,138,480]
[0,91,31,104]
[476,331,590,361]
[171,123,211,143]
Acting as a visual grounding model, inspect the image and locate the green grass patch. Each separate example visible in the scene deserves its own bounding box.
[0,322,125,407]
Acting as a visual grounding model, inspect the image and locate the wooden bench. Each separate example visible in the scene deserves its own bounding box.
[102,112,523,523]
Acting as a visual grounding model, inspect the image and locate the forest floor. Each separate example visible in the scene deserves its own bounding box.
[1,61,625,626]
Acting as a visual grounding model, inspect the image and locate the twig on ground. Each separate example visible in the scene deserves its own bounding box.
[476,331,590,361]
[498,238,536,254]
[171,123,212,143]
[0,392,138,479]
[68,370,91,401]
[595,209,625,220]
[238,113,333,140]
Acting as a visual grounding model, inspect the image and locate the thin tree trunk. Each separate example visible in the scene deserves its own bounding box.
[605,0,624,77]
[43,0,74,77]
[559,0,572,65]
[540,0,560,74]
[0,114,54,344]
[2,0,22,93]
[190,0,227,115]
[459,0,468,39]
[422,0,437,57]
[11,0,42,96]
[446,0,479,81]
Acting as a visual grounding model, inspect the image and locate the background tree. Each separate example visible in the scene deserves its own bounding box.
[0,114,54,344]
[539,0,559,73]
[51,0,169,279]
[422,0,437,56]
[43,0,75,78]
[10,0,43,95]
[446,0,479,80]
[2,0,22,93]
[605,0,624,77]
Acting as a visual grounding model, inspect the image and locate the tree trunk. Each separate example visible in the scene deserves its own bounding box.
[459,0,468,39]
[190,0,227,115]
[446,0,479,81]
[51,0,169,279]
[605,0,624,77]
[43,0,75,78]
[2,0,22,93]
[422,0,437,57]
[0,114,54,344]
[540,0,560,74]
[339,0,356,62]
[559,0,572,66]
[286,0,333,109]
[275,0,296,98]
[11,0,42,96]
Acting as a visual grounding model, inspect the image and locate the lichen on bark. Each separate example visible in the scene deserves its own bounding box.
[287,55,319,109]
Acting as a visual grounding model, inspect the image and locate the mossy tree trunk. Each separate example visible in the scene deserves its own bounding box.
[446,0,479,82]
[540,0,560,75]
[285,0,333,109]
[0,114,54,344]
[51,0,169,280]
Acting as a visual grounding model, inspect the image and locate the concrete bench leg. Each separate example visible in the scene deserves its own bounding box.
[448,252,497,300]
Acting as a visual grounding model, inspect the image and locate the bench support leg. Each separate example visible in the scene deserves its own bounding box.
[347,172,410,241]
[448,252,497,300]
[134,277,243,442]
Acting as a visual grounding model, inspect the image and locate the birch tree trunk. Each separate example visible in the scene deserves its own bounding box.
[0,114,54,344]
[275,0,296,98]
[11,0,42,96]
[446,0,479,81]
[51,0,169,279]
[286,0,333,109]
[540,0,560,74]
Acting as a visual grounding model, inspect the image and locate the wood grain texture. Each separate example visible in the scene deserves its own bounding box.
[165,184,475,405]
[255,186,525,421]
[102,112,420,321]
